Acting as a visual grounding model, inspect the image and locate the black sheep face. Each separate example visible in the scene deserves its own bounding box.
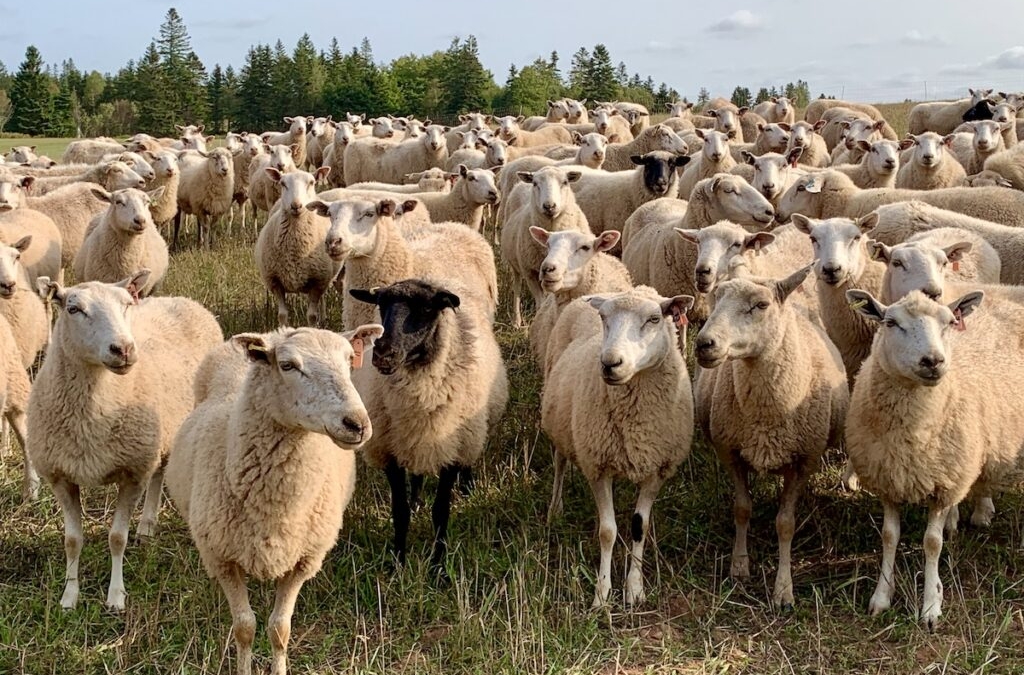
[349,279,460,376]
[962,99,994,123]
[630,151,690,196]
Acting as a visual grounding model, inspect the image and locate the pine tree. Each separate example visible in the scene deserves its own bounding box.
[730,86,752,108]
[134,42,167,134]
[0,90,12,133]
[586,44,618,102]
[207,64,226,132]
[8,46,53,136]
[238,44,275,130]
[440,36,493,114]
[48,79,77,136]
[696,87,710,110]
[292,33,325,114]
[755,87,771,104]
[569,47,591,96]
[156,8,207,130]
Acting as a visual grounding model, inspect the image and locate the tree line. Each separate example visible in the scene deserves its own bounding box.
[0,8,694,138]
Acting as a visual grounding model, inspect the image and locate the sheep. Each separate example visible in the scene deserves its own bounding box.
[831,140,900,189]
[908,88,995,135]
[666,100,694,119]
[165,325,376,675]
[962,170,1013,188]
[819,108,871,153]
[0,206,63,283]
[445,136,508,172]
[706,106,746,142]
[501,166,590,327]
[752,97,796,125]
[0,235,49,370]
[309,197,498,331]
[527,228,632,372]
[403,165,498,231]
[521,100,571,131]
[306,115,335,168]
[542,131,609,165]
[895,132,967,190]
[565,98,590,124]
[541,286,694,607]
[6,146,37,164]
[262,116,309,167]
[101,152,157,182]
[256,168,340,327]
[74,187,169,297]
[946,120,1005,176]
[495,115,574,147]
[678,130,736,199]
[868,201,1024,285]
[28,271,223,610]
[347,168,452,194]
[805,100,896,135]
[694,266,846,609]
[62,138,126,165]
[571,152,691,237]
[323,121,358,188]
[730,148,807,206]
[599,101,650,136]
[843,288,1024,629]
[775,170,1024,228]
[785,120,829,167]
[348,279,508,572]
[32,160,146,196]
[248,144,298,215]
[496,133,608,212]
[830,117,887,163]
[599,124,690,172]
[444,112,490,153]
[738,110,769,145]
[981,143,1024,190]
[175,148,235,248]
[589,107,635,142]
[146,150,180,227]
[729,123,791,162]
[344,125,449,186]
[0,308,32,500]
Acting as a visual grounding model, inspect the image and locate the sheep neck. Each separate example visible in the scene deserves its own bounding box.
[384,309,471,414]
[728,310,812,409]
[680,185,715,229]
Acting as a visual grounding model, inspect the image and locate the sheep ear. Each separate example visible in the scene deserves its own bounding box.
[756,122,766,133]
[660,294,694,318]
[942,134,955,147]
[342,323,384,349]
[785,147,803,166]
[857,212,880,232]
[695,128,706,140]
[572,131,583,144]
[348,288,380,306]
[399,199,418,214]
[737,107,749,116]
[595,230,620,252]
[306,200,331,217]
[791,213,814,234]
[673,155,691,168]
[37,277,66,307]
[674,228,698,245]
[948,291,984,320]
[315,166,331,182]
[431,289,460,311]
[12,235,32,253]
[146,186,165,203]
[529,226,551,246]
[90,187,113,203]
[944,241,972,263]
[742,150,756,165]
[846,290,887,322]
[459,164,469,177]
[898,138,915,151]
[233,334,274,365]
[566,170,583,182]
[774,264,812,304]
[288,144,299,158]
[804,178,822,194]
[117,269,151,303]
[265,167,283,183]
[812,120,826,131]
[517,171,534,184]
[19,175,35,191]
[376,199,397,217]
[585,295,609,311]
[743,232,775,251]
[868,241,892,263]
[779,123,791,132]
[856,140,872,152]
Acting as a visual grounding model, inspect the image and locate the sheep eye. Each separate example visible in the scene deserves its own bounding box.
[468,175,476,181]
[730,242,741,250]
[892,260,903,268]
[280,362,297,372]
[579,245,592,252]
[884,318,897,328]
[646,315,661,326]
[853,235,862,242]
[796,185,806,192]
[756,301,770,310]
[67,306,81,315]
[363,211,374,219]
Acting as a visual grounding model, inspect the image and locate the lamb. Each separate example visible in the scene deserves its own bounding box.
[146,150,180,227]
[344,125,449,186]
[908,88,995,135]
[165,325,376,675]
[786,120,829,167]
[694,267,847,609]
[323,121,358,188]
[306,115,335,168]
[28,271,223,610]
[403,165,498,231]
[527,228,632,372]
[599,124,690,172]
[256,168,340,327]
[32,160,146,196]
[175,148,235,247]
[571,152,691,236]
[948,120,1005,174]
[248,144,298,215]
[0,308,32,500]
[775,170,1024,229]
[62,138,127,165]
[981,143,1024,190]
[730,148,807,206]
[521,100,571,131]
[500,166,590,327]
[831,140,900,189]
[753,97,796,125]
[262,116,309,167]
[495,115,574,147]
[895,132,967,189]
[844,288,1024,628]
[541,286,694,607]
[868,201,1024,285]
[869,231,1001,304]
[0,235,49,370]
[309,197,498,330]
[678,130,736,199]
[349,279,508,572]
[347,168,452,194]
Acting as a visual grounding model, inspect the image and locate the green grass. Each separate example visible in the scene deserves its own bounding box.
[0,137,75,163]
[1,117,1023,674]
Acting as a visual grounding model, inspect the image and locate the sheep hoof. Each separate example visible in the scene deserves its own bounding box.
[730,560,750,580]
[868,594,891,617]
[60,582,79,610]
[106,588,127,612]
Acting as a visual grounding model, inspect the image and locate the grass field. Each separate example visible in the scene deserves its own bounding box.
[2,114,1023,674]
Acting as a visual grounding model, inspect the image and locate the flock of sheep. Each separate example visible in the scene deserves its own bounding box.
[2,87,1024,672]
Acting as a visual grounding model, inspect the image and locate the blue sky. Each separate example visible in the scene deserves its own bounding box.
[2,1,1024,102]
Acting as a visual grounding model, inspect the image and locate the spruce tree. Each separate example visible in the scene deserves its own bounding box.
[586,44,618,102]
[9,46,53,136]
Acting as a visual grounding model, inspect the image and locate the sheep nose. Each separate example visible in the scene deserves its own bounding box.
[600,356,623,376]
[695,266,712,278]
[762,182,776,191]
[919,354,945,369]
[922,154,935,162]
[695,336,716,352]
[923,285,942,300]
[884,160,896,168]
[341,415,366,438]
[710,153,722,161]
[822,264,842,280]
[542,202,557,214]
[0,280,15,294]
[110,341,136,360]
[136,179,145,187]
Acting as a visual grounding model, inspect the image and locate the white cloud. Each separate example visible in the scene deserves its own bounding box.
[940,45,1024,77]
[902,29,947,47]
[707,10,764,35]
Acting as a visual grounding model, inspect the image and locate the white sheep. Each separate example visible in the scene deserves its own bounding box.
[495,115,574,148]
[805,100,898,137]
[599,124,689,172]
[0,307,32,499]
[831,140,900,189]
[323,121,358,188]
[176,148,235,247]
[62,138,127,165]
[830,117,887,164]
[694,267,847,609]
[729,122,791,162]
[32,160,146,196]
[445,136,508,172]
[521,100,571,131]
[74,187,169,296]
[0,233,47,373]
[0,205,63,283]
[146,150,180,227]
[306,115,335,168]
[785,120,829,168]
[948,120,1005,174]
[982,143,1024,190]
[542,286,694,607]
[262,116,309,167]
[895,132,967,190]
[28,271,223,610]
[752,97,796,125]
[343,124,449,186]
[347,168,452,194]
[165,325,377,675]
[405,165,498,231]
[908,88,994,135]
[6,145,37,164]
[248,144,298,215]
[256,167,340,327]
[678,130,736,200]
[730,148,807,206]
[100,151,156,182]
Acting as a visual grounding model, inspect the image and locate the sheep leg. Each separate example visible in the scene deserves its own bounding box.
[547,448,568,524]
[306,288,325,327]
[945,503,959,538]
[409,474,424,513]
[869,500,901,616]
[172,212,182,250]
[137,465,164,539]
[511,277,524,329]
[457,466,474,497]
[7,409,37,502]
[840,459,860,492]
[589,475,616,608]
[429,465,460,576]
[51,478,83,609]
[969,490,995,528]
[921,504,949,631]
[774,465,809,611]
[728,461,753,579]
[269,281,289,327]
[216,567,256,675]
[268,568,306,675]
[625,474,663,607]
[384,458,410,565]
[107,479,145,610]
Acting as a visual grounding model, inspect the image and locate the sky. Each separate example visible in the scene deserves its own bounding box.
[3,0,1024,103]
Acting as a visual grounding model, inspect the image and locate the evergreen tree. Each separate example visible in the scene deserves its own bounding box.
[8,46,53,136]
[48,79,77,136]
[730,86,752,108]
[440,36,493,114]
[696,87,710,110]
[238,44,275,130]
[292,33,325,114]
[615,61,629,87]
[207,64,227,132]
[269,39,294,120]
[569,47,591,95]
[156,8,207,130]
[134,42,167,134]
[755,87,771,103]
[586,44,618,102]
[0,90,12,133]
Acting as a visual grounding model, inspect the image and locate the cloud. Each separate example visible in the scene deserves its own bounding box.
[940,46,1024,77]
[706,10,764,35]
[901,30,947,47]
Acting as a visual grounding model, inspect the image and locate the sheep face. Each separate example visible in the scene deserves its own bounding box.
[970,121,1002,153]
[455,166,499,205]
[96,188,160,235]
[584,290,693,385]
[103,162,147,190]
[963,170,1012,188]
[346,112,365,128]
[792,214,875,286]
[180,133,209,154]
[667,101,693,118]
[771,97,793,121]
[547,99,571,122]
[695,269,811,368]
[234,327,378,449]
[745,152,796,201]
[530,228,619,293]
[348,279,459,376]
[332,122,357,147]
[968,88,994,106]
[991,102,1018,128]
[266,145,295,172]
[577,133,607,166]
[518,166,581,219]
[907,132,953,169]
[0,177,30,210]
[858,140,899,175]
[0,236,31,298]
[842,118,883,151]
[459,130,482,150]
[706,174,776,226]
[632,151,689,196]
[370,118,395,139]
[224,133,245,153]
[151,151,179,179]
[777,174,825,221]
[423,125,448,153]
[787,121,820,151]
[273,170,321,216]
[708,108,740,139]
[564,99,587,123]
[697,129,730,163]
[757,123,791,152]
[309,116,331,138]
[207,148,234,178]
[40,272,151,374]
[872,239,972,302]
[120,152,156,181]
[284,116,308,138]
[591,108,619,135]
[403,121,426,139]
[484,139,508,167]
[459,112,488,131]
[243,134,265,158]
[651,125,689,155]
[676,224,775,294]
[847,290,983,386]
[405,168,450,192]
[7,146,37,163]
[315,198,394,262]
[495,116,520,141]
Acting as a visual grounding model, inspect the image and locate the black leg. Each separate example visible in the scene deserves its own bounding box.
[409,474,424,513]
[172,213,181,250]
[457,466,475,497]
[430,465,460,574]
[384,459,410,565]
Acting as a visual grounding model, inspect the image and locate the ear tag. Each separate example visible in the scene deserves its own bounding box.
[754,239,762,253]
[351,338,365,368]
[46,285,57,302]
[129,286,140,304]
[952,260,960,272]
[848,299,868,311]
[672,308,688,328]
[954,309,966,332]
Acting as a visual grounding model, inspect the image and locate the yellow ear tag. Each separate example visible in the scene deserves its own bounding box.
[849,299,868,311]
[351,338,364,368]
[46,285,56,302]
